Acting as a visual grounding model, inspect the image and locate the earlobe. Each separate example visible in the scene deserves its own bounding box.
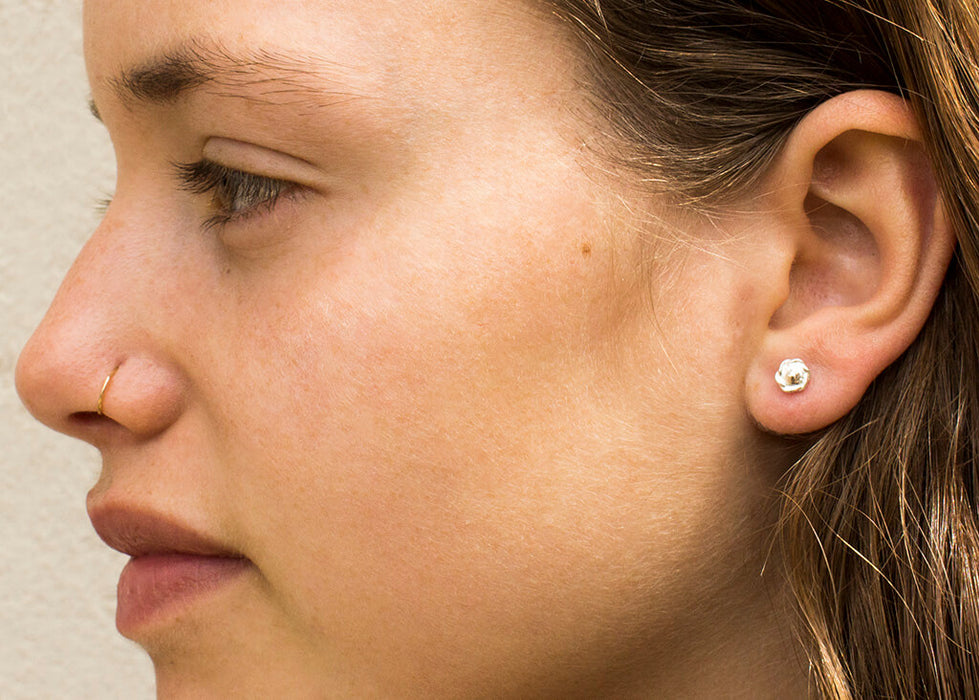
[745,91,955,435]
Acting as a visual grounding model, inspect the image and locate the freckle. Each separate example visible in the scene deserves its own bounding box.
[581,242,592,256]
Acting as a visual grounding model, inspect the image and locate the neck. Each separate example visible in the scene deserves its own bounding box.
[613,569,813,698]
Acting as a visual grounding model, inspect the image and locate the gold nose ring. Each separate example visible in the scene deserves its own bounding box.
[96,366,120,416]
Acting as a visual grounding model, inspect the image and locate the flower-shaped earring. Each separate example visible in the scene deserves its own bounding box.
[775,358,810,393]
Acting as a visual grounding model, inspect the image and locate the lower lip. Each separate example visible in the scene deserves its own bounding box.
[116,553,250,634]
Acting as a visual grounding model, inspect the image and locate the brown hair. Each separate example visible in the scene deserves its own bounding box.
[545,1,979,696]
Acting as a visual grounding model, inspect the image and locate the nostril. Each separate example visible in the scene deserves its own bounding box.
[69,411,113,429]
[59,410,126,447]
[75,357,187,440]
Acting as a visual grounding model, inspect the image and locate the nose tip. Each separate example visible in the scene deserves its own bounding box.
[18,317,187,442]
[15,299,114,438]
[18,329,188,446]
[15,233,188,444]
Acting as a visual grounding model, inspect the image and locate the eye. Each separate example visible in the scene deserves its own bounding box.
[175,159,299,230]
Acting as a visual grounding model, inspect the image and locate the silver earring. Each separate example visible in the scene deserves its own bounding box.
[775,358,810,393]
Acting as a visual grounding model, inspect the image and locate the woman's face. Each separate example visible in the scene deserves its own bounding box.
[17,0,787,695]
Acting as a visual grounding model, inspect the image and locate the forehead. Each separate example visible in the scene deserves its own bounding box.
[82,0,558,97]
[79,0,587,148]
[81,2,377,102]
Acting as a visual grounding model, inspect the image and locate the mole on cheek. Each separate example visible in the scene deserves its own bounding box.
[581,242,592,256]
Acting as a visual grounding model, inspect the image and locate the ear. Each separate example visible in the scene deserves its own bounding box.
[745,90,955,435]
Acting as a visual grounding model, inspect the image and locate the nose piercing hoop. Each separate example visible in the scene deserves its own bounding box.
[96,366,120,416]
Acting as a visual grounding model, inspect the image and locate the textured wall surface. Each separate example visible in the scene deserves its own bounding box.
[0,1,156,697]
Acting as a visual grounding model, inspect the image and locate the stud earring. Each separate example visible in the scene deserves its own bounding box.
[775,358,810,393]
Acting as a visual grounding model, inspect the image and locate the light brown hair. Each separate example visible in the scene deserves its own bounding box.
[545,1,979,696]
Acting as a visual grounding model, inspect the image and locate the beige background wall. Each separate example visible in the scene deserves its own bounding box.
[1,1,155,696]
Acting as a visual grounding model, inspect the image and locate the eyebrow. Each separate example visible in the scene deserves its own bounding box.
[89,39,360,121]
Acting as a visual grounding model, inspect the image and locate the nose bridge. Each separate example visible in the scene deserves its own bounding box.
[16,209,188,441]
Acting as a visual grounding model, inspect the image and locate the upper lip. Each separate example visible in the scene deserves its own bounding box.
[88,505,243,559]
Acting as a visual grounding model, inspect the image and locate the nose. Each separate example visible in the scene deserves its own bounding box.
[15,216,187,444]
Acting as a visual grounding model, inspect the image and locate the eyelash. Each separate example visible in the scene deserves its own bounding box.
[175,159,297,230]
[94,195,113,217]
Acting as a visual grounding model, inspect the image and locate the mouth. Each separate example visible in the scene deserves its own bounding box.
[89,505,251,635]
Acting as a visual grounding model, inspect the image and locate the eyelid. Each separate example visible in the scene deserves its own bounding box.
[201,137,322,186]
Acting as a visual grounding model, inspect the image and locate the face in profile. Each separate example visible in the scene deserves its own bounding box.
[16,0,797,695]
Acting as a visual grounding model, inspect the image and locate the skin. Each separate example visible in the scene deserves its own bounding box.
[16,0,814,696]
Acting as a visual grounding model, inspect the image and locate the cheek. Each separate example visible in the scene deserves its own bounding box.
[253,172,614,459]
[191,155,765,685]
[200,176,669,643]
[235,185,613,509]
